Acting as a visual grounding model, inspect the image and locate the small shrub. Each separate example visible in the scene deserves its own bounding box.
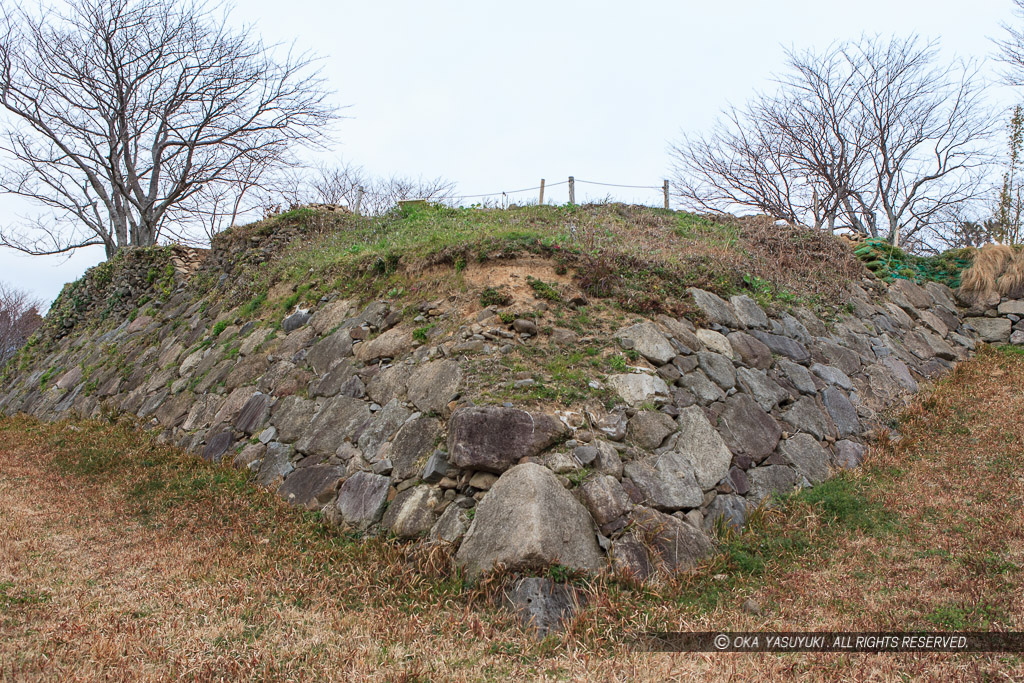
[527,276,560,302]
[479,286,513,307]
[211,320,228,337]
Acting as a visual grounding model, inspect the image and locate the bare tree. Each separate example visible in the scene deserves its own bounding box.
[671,35,994,247]
[266,161,458,217]
[0,0,336,259]
[0,281,41,365]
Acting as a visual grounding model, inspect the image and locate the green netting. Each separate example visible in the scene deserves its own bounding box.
[852,238,974,289]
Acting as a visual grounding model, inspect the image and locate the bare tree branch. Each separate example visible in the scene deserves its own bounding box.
[670,35,994,248]
[0,281,42,366]
[0,0,337,258]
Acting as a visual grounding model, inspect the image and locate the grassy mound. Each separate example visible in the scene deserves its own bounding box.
[219,203,864,318]
[853,238,974,288]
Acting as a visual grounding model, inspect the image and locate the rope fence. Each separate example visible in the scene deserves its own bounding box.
[439,176,671,210]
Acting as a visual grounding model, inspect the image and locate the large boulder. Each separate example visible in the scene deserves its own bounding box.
[614,322,676,365]
[674,406,733,490]
[277,464,344,509]
[781,397,836,441]
[448,406,568,473]
[749,330,811,364]
[688,288,741,328]
[821,387,861,438]
[965,317,1011,344]
[715,394,782,463]
[354,327,413,362]
[623,452,703,512]
[727,331,772,370]
[294,396,372,457]
[607,373,670,407]
[626,507,714,573]
[747,465,799,504]
[729,295,770,329]
[455,463,604,579]
[335,471,391,529]
[406,360,462,414]
[627,411,677,450]
[307,327,354,376]
[777,434,831,484]
[382,485,443,538]
[389,416,442,480]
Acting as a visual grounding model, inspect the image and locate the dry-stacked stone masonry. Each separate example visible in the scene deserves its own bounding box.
[3,243,1016,586]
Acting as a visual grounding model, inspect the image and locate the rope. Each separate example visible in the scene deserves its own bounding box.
[451,180,569,201]
[574,178,663,190]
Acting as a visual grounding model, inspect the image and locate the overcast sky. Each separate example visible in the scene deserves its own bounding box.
[1,0,1020,310]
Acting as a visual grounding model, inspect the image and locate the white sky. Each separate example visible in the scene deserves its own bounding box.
[1,0,1020,310]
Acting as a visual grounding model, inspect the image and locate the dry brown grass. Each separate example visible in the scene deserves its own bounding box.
[2,347,1024,680]
[997,250,1024,299]
[959,243,1016,298]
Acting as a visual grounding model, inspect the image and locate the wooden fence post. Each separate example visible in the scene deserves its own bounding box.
[354,186,365,216]
[539,179,545,206]
[663,180,670,210]
[568,176,575,205]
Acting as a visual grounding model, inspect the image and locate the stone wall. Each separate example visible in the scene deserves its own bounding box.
[0,241,1007,584]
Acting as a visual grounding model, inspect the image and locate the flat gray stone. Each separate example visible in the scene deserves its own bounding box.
[307,327,353,375]
[750,330,810,364]
[277,464,344,509]
[627,506,714,573]
[623,452,703,511]
[880,356,919,392]
[608,373,670,407]
[455,463,603,579]
[335,471,391,530]
[356,399,412,460]
[365,363,413,406]
[627,411,678,450]
[729,295,770,329]
[578,475,633,528]
[966,317,1011,344]
[282,309,311,333]
[382,485,442,538]
[727,331,772,369]
[406,360,463,414]
[257,442,295,487]
[421,450,450,484]
[389,416,442,480]
[235,392,272,435]
[715,393,782,463]
[614,322,676,365]
[501,577,584,639]
[747,465,798,504]
[777,434,831,484]
[702,493,748,532]
[810,363,853,391]
[998,299,1024,316]
[674,405,733,490]
[688,288,741,328]
[775,358,817,395]
[294,396,372,457]
[202,430,234,463]
[448,406,568,473]
[781,397,836,441]
[270,395,318,444]
[430,504,471,544]
[678,371,725,406]
[696,351,736,390]
[821,387,861,438]
[834,440,867,469]
[735,367,789,412]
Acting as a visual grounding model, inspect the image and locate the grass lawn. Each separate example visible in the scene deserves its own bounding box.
[1,346,1022,680]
